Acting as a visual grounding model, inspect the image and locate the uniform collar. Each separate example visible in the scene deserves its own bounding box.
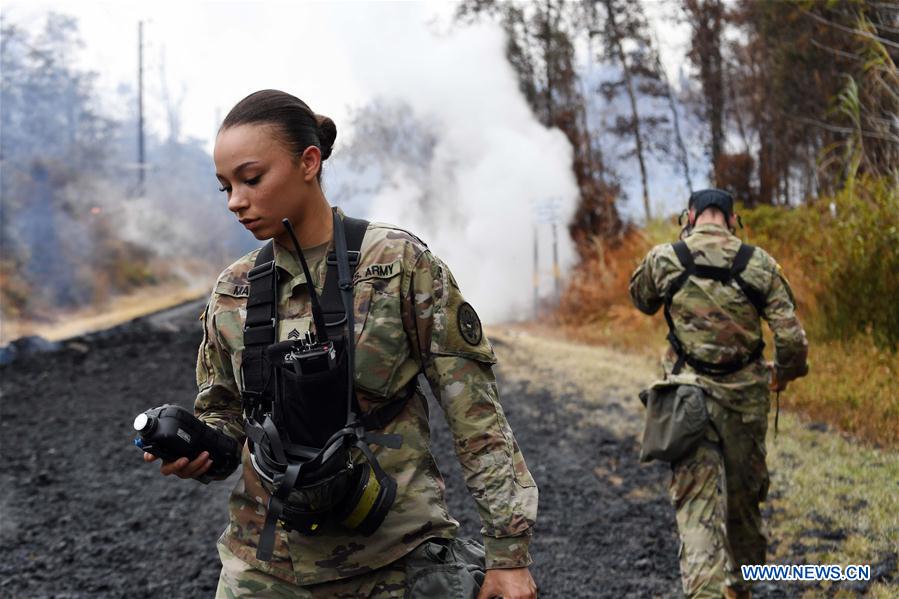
[270,206,343,296]
[273,238,331,283]
[688,222,734,238]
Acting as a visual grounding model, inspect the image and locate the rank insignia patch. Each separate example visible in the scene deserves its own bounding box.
[457,303,482,346]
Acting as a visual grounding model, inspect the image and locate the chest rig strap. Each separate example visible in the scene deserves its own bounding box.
[241,211,412,562]
[240,215,369,419]
[664,240,766,376]
[241,242,278,420]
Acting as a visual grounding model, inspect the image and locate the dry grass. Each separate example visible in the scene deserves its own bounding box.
[784,336,898,449]
[556,224,673,357]
[557,227,655,328]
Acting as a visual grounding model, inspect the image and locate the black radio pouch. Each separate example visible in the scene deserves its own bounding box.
[266,338,350,449]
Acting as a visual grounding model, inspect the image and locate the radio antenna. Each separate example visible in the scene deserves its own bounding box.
[282,219,329,341]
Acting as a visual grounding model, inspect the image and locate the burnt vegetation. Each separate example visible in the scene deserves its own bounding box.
[0,14,254,324]
[2,3,896,322]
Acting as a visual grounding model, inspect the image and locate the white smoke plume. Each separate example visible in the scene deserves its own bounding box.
[6,2,581,324]
[323,8,580,323]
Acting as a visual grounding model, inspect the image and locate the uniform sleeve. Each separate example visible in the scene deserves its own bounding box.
[408,251,538,570]
[194,294,247,448]
[629,246,664,315]
[762,262,809,383]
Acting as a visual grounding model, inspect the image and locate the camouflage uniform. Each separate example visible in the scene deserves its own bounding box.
[194,218,538,593]
[629,223,808,598]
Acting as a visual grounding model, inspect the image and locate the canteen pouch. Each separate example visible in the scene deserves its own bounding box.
[405,538,486,599]
[638,384,709,463]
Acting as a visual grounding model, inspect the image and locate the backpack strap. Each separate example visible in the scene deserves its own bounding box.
[731,243,767,316]
[673,239,734,284]
[731,242,754,273]
[671,239,694,269]
[241,242,278,419]
[664,240,766,376]
[332,209,361,431]
[330,211,405,449]
[320,216,369,337]
[664,241,694,374]
[667,240,694,298]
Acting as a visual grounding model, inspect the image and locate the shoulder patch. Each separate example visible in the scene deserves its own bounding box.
[774,261,798,306]
[457,303,483,346]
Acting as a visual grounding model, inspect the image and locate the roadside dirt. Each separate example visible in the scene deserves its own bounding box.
[1,302,860,598]
[0,284,208,345]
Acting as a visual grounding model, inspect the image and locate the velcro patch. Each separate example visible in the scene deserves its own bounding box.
[355,259,402,282]
[278,317,312,343]
[214,280,250,297]
[457,303,483,346]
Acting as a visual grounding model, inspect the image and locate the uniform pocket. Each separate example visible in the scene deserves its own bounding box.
[211,280,250,382]
[405,538,486,599]
[353,268,410,397]
[513,453,538,489]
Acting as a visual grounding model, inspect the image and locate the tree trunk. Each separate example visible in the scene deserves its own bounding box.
[684,0,725,185]
[603,0,651,220]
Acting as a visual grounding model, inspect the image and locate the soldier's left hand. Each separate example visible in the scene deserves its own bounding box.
[477,567,537,599]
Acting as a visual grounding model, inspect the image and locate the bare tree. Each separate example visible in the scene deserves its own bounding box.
[651,27,693,192]
[597,0,653,219]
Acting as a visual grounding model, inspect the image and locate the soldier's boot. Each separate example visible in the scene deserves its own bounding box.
[723,587,751,599]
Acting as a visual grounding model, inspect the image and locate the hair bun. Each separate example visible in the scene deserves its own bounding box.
[314,114,337,160]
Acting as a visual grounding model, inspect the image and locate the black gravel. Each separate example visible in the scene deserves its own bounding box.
[0,302,801,598]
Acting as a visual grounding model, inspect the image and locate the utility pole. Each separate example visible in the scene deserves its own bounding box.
[534,198,563,315]
[137,20,145,196]
[552,218,560,302]
[533,224,540,318]
[540,199,562,303]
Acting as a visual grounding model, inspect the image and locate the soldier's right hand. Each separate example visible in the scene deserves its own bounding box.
[143,451,213,479]
[766,362,788,392]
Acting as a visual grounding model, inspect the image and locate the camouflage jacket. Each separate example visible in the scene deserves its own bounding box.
[629,223,808,416]
[194,219,538,585]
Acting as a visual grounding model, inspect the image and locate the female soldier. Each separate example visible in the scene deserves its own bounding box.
[143,90,538,598]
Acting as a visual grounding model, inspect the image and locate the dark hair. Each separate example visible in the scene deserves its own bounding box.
[220,89,337,180]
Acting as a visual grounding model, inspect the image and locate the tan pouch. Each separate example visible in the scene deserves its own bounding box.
[638,384,709,463]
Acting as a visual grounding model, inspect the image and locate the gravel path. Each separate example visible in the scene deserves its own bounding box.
[0,303,685,598]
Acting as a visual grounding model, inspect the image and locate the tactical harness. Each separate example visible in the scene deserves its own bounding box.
[240,210,410,561]
[664,240,766,376]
